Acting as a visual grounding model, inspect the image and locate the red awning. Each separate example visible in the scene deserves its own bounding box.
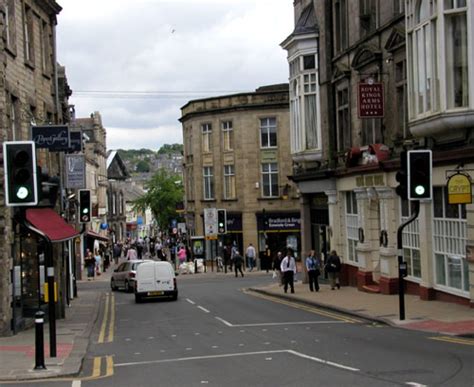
[25,208,80,243]
[85,230,109,242]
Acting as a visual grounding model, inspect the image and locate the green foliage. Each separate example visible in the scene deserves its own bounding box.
[132,170,183,230]
[118,149,154,161]
[157,144,183,155]
[136,160,150,173]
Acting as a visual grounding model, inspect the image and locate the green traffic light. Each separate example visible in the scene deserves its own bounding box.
[16,186,29,200]
[415,185,425,196]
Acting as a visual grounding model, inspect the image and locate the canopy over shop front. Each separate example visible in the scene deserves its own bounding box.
[25,208,79,242]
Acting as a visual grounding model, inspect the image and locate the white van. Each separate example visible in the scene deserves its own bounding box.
[134,261,178,303]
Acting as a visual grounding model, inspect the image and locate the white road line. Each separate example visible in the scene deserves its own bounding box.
[215,317,233,326]
[71,380,81,387]
[186,298,196,305]
[406,383,427,387]
[214,318,348,328]
[115,349,361,373]
[287,350,360,372]
[197,306,210,313]
[115,350,289,367]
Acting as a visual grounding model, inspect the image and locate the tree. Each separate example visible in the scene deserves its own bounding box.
[132,170,184,231]
[136,160,150,173]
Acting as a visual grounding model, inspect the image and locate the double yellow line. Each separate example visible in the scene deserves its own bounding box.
[98,292,115,343]
[428,336,474,346]
[246,290,361,323]
[87,355,114,379]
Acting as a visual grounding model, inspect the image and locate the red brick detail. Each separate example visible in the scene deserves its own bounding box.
[379,276,398,294]
[419,285,436,300]
[340,264,358,287]
[356,270,374,291]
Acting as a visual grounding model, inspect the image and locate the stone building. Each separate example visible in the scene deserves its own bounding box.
[180,84,301,266]
[107,150,129,243]
[283,0,474,306]
[0,0,75,335]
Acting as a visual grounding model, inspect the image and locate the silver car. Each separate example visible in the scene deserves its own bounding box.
[111,260,151,292]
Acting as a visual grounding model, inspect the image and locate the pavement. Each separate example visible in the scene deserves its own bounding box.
[0,262,473,382]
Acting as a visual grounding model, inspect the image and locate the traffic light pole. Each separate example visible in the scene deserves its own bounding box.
[396,200,420,321]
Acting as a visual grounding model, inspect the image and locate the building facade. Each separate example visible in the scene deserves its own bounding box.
[0,0,75,336]
[180,84,301,265]
[283,0,474,306]
[107,150,128,243]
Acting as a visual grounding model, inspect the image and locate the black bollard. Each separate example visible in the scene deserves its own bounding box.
[34,311,46,370]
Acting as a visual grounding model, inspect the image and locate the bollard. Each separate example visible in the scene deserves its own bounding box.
[34,311,46,370]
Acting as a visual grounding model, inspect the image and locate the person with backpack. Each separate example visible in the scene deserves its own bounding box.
[326,250,342,290]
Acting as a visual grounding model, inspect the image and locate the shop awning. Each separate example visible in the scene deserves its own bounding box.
[25,208,80,243]
[85,229,109,242]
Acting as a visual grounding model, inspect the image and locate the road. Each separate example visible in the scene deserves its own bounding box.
[16,274,474,386]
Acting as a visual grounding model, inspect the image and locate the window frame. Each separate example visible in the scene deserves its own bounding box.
[23,3,35,66]
[221,120,233,151]
[261,162,279,198]
[345,191,359,264]
[223,164,236,200]
[336,84,351,151]
[201,123,212,154]
[202,166,214,200]
[260,117,277,148]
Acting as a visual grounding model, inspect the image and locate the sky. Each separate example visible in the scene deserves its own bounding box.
[56,0,294,151]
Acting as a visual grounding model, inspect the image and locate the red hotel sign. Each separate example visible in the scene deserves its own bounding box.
[358,82,384,118]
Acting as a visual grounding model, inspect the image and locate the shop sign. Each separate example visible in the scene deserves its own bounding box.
[447,173,472,204]
[226,213,242,232]
[358,81,384,118]
[204,208,218,237]
[69,131,82,152]
[31,125,70,151]
[259,212,301,231]
[65,154,85,189]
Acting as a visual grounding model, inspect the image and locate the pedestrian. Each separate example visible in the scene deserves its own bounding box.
[326,250,341,290]
[223,244,231,273]
[245,243,256,271]
[126,244,138,260]
[306,249,322,292]
[280,248,296,293]
[85,249,95,280]
[94,249,102,276]
[263,244,271,273]
[273,251,283,286]
[136,237,144,259]
[177,245,187,265]
[233,250,244,278]
[155,239,163,259]
[113,242,122,265]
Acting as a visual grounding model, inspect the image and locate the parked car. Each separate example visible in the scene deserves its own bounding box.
[111,260,151,292]
[135,261,178,303]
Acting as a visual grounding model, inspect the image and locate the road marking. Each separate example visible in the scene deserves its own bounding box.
[214,316,348,328]
[406,383,427,387]
[115,349,359,373]
[287,350,360,372]
[98,293,110,343]
[428,336,474,346]
[92,356,102,377]
[108,293,115,343]
[72,380,81,387]
[197,306,210,313]
[186,298,196,305]
[247,291,361,323]
[105,356,114,377]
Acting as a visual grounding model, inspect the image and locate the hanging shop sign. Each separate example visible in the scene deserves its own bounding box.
[447,173,472,204]
[31,125,70,151]
[69,131,83,152]
[358,80,384,118]
[64,154,86,189]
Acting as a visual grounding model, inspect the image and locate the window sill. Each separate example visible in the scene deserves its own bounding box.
[222,198,238,202]
[24,60,35,71]
[257,197,280,201]
[200,199,217,203]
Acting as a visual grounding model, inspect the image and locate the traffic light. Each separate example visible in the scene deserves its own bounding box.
[408,150,432,200]
[37,166,59,208]
[3,141,38,206]
[395,151,408,200]
[78,189,91,223]
[217,209,227,234]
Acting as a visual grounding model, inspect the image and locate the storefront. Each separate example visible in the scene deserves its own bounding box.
[11,208,79,333]
[256,211,301,268]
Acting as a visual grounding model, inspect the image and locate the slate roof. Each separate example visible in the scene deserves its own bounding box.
[293,4,318,35]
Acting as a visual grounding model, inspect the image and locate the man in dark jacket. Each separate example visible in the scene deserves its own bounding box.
[233,250,244,278]
[326,250,341,290]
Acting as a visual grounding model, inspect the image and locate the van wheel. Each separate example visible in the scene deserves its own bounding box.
[135,294,142,303]
[124,280,131,293]
[111,279,117,291]
[171,292,178,301]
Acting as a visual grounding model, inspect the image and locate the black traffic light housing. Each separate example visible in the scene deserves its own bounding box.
[37,166,60,208]
[408,150,432,200]
[217,209,227,234]
[3,141,38,206]
[395,151,408,200]
[78,189,91,223]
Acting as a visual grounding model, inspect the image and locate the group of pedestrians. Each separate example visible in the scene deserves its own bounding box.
[270,248,342,294]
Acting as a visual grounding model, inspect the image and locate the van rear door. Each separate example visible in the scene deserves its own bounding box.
[137,262,156,292]
[155,264,174,292]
